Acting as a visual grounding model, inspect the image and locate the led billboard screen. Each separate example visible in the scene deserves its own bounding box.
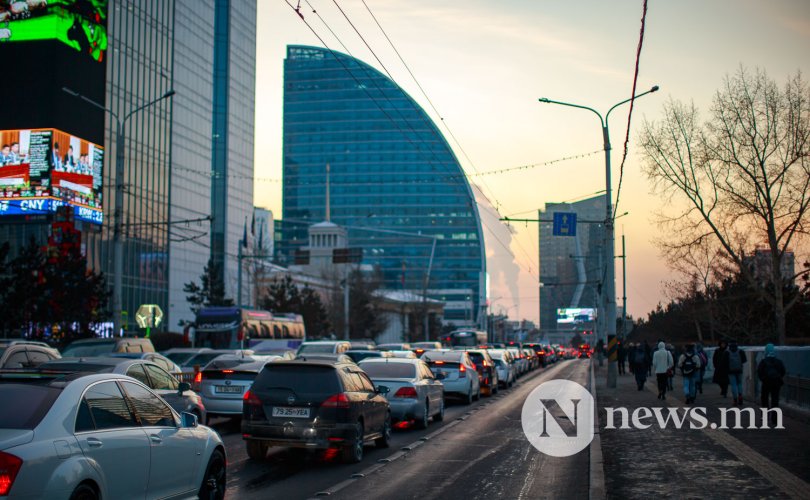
[556,308,597,324]
[0,0,108,62]
[0,128,103,223]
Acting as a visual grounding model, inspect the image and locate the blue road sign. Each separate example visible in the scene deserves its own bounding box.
[552,212,577,236]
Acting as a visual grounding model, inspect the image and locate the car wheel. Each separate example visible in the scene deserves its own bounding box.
[434,398,445,422]
[416,401,429,429]
[246,440,268,460]
[475,386,481,401]
[342,422,364,463]
[198,449,226,500]
[375,412,392,448]
[69,484,98,500]
[465,386,474,405]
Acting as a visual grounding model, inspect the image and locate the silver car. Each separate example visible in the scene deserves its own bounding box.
[488,349,516,388]
[199,354,278,423]
[422,350,481,404]
[358,358,444,428]
[38,357,208,423]
[0,372,226,499]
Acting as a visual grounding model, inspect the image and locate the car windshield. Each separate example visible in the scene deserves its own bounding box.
[255,365,340,394]
[0,347,5,359]
[359,362,415,379]
[422,352,460,362]
[164,352,196,365]
[345,351,380,362]
[39,362,114,373]
[298,344,336,354]
[206,357,264,370]
[61,341,117,357]
[186,352,226,368]
[0,383,61,429]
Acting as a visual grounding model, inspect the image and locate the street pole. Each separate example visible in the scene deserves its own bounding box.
[63,87,175,337]
[237,243,243,308]
[621,232,627,338]
[344,265,350,340]
[539,85,658,388]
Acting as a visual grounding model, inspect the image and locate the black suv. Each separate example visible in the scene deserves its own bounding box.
[242,359,391,463]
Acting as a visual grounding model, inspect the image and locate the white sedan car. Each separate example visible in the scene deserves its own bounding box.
[0,372,226,499]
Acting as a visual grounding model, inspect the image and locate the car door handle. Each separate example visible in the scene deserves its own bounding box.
[86,437,103,448]
[149,435,163,444]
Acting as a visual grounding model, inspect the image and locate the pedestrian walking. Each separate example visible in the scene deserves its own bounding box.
[713,340,729,397]
[724,340,747,405]
[644,340,653,376]
[617,342,627,375]
[678,344,702,404]
[652,341,674,400]
[632,344,648,391]
[695,344,708,394]
[757,343,786,424]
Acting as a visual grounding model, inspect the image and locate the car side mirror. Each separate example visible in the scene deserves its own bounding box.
[177,382,191,395]
[376,385,390,394]
[180,411,198,428]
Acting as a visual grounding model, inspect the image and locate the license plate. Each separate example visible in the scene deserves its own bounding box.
[272,407,310,418]
[214,385,243,394]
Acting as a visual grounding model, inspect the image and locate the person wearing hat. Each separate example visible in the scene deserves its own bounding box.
[757,344,786,421]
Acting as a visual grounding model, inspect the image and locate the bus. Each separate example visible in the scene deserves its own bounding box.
[442,329,488,348]
[193,307,305,350]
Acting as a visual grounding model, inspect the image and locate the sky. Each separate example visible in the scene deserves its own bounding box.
[252,0,810,324]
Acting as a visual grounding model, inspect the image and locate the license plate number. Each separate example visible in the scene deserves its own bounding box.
[272,407,310,418]
[214,385,243,394]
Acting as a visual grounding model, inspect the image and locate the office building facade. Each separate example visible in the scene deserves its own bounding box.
[280,45,486,327]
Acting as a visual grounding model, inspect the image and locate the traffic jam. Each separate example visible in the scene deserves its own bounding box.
[0,328,589,499]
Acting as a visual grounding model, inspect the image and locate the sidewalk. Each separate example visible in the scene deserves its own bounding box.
[595,362,810,499]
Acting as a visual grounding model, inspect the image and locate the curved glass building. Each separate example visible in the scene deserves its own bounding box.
[281,45,486,327]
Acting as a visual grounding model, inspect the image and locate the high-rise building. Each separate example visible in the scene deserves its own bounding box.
[279,45,486,328]
[539,195,607,335]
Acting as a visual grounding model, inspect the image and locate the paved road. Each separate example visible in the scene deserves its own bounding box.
[210,358,590,499]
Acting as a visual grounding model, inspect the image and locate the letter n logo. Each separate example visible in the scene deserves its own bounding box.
[539,398,581,437]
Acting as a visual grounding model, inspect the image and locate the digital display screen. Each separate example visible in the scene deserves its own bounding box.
[556,308,597,324]
[0,128,103,223]
[0,0,108,62]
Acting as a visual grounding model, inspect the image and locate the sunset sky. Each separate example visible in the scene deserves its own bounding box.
[252,0,810,324]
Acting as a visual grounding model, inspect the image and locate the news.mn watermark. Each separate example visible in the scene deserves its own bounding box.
[521,380,784,458]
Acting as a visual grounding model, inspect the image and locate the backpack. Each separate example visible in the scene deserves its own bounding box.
[762,358,781,382]
[697,351,708,367]
[728,350,743,373]
[633,349,646,365]
[681,354,697,375]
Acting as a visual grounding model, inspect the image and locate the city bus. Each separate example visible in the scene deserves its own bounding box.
[442,329,488,348]
[193,307,305,350]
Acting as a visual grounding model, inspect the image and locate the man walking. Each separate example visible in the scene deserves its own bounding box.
[652,341,674,400]
[713,340,729,397]
[757,343,786,425]
[678,344,702,404]
[725,341,747,406]
[632,343,648,391]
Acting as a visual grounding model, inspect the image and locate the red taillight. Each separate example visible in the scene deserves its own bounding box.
[0,451,22,496]
[459,364,467,378]
[434,361,445,365]
[243,389,261,405]
[322,393,350,408]
[538,350,545,355]
[222,370,234,374]
[482,360,489,367]
[194,372,202,383]
[394,387,418,398]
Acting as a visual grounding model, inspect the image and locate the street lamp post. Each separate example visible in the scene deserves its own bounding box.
[63,87,175,336]
[538,85,658,388]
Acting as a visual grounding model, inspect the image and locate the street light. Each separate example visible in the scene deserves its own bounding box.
[63,87,176,336]
[538,85,658,387]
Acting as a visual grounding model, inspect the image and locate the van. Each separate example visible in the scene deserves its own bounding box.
[61,337,155,357]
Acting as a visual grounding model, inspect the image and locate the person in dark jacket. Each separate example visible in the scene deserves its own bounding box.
[757,343,786,426]
[617,342,627,375]
[631,343,648,390]
[712,340,729,397]
[724,340,747,405]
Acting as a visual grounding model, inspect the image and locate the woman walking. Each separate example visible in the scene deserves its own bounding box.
[652,341,674,400]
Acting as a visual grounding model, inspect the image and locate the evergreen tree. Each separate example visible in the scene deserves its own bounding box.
[183,259,234,314]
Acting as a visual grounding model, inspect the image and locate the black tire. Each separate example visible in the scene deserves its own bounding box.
[342,422,364,463]
[246,440,268,460]
[375,412,392,448]
[434,398,445,422]
[465,386,474,405]
[415,401,430,429]
[474,386,481,401]
[198,449,226,500]
[69,484,98,500]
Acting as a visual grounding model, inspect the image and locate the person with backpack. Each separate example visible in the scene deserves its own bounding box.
[678,344,702,404]
[757,344,786,420]
[652,341,674,400]
[724,340,747,405]
[632,343,648,390]
[713,340,729,397]
[695,344,709,394]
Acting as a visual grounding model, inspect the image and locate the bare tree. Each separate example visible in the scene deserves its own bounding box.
[640,67,810,344]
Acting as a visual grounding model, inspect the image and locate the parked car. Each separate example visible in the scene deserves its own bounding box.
[296,341,352,355]
[241,359,391,463]
[38,357,207,422]
[358,358,445,427]
[421,350,480,404]
[376,343,412,351]
[109,352,182,375]
[463,349,499,396]
[344,350,394,363]
[488,349,516,388]
[199,354,277,423]
[61,337,155,357]
[0,372,226,499]
[0,340,61,369]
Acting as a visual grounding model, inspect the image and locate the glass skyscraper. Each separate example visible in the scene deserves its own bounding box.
[281,45,486,327]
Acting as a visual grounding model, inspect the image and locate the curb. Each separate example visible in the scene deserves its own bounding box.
[589,359,606,500]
